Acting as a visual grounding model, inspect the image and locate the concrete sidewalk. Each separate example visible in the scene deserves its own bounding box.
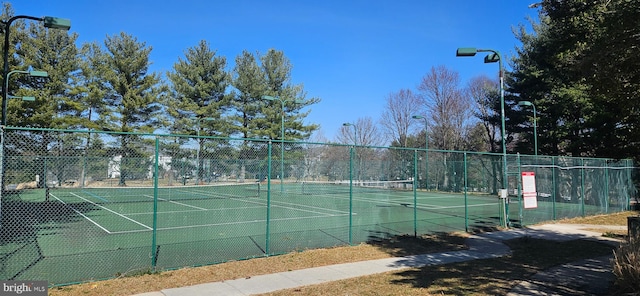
[133,224,624,296]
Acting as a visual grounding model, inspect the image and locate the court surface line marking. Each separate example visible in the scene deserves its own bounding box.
[80,190,109,202]
[125,205,266,216]
[229,197,343,216]
[268,200,350,214]
[142,194,207,210]
[50,193,113,234]
[70,192,152,230]
[108,213,351,234]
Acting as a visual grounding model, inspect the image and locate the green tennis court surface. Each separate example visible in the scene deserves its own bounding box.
[3,181,506,285]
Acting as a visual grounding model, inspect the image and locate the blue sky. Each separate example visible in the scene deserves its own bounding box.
[15,0,538,140]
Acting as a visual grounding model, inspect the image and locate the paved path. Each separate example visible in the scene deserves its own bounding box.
[133,224,624,296]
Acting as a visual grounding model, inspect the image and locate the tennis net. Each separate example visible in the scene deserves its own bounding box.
[300,180,414,195]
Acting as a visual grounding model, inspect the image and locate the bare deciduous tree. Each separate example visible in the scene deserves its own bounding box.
[379,89,423,147]
[418,65,472,151]
[337,117,384,147]
[467,74,499,152]
[336,117,385,181]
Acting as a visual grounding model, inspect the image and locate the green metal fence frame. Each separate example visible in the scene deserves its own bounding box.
[0,126,635,285]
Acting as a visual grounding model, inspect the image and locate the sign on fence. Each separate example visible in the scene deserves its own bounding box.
[521,171,538,209]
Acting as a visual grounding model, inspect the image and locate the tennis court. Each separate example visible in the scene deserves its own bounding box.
[4,180,501,285]
[1,128,633,286]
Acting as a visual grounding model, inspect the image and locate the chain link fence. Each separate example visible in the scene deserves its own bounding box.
[0,127,635,285]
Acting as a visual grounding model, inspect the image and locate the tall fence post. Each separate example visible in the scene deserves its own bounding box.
[151,137,159,269]
[627,159,633,210]
[516,153,522,226]
[425,145,429,191]
[581,158,586,217]
[552,156,557,221]
[265,141,272,255]
[604,160,610,213]
[463,152,468,232]
[413,149,417,237]
[348,145,354,245]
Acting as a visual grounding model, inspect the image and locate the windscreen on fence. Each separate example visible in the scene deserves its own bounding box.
[0,127,634,286]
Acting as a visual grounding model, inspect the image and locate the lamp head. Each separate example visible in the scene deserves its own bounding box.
[262,95,277,101]
[411,115,424,119]
[43,17,71,30]
[342,123,353,127]
[484,53,500,63]
[518,101,533,107]
[29,70,48,78]
[456,47,477,57]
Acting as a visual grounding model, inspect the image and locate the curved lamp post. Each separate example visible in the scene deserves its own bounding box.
[412,115,428,190]
[4,69,48,112]
[2,15,70,125]
[518,101,537,156]
[456,47,509,227]
[195,117,214,185]
[342,122,357,146]
[342,122,357,182]
[262,95,304,192]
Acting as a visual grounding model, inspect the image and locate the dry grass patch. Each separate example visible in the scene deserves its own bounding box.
[555,210,638,226]
[49,232,468,296]
[559,210,638,239]
[259,238,616,296]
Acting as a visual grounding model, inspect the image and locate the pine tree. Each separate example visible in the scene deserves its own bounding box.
[95,32,165,185]
[166,40,231,136]
[166,40,231,183]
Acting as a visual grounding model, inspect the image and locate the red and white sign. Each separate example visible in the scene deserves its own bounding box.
[521,172,537,209]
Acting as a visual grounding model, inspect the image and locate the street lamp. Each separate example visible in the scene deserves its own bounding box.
[262,95,304,192]
[342,122,356,245]
[342,122,357,146]
[456,47,509,227]
[518,101,537,156]
[195,117,214,185]
[1,68,49,227]
[2,15,71,126]
[4,69,48,120]
[342,122,357,183]
[412,115,429,190]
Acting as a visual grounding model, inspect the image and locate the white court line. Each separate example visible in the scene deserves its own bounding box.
[70,192,152,230]
[125,206,266,216]
[127,197,346,217]
[108,213,351,234]
[229,197,346,216]
[269,200,351,214]
[436,202,498,209]
[142,195,207,210]
[49,193,113,234]
[338,195,447,208]
[402,202,498,211]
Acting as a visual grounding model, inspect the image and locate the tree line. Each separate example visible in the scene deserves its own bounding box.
[339,0,639,164]
[5,1,640,164]
[2,3,319,142]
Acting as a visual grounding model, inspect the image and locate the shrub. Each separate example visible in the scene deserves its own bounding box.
[612,236,640,294]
